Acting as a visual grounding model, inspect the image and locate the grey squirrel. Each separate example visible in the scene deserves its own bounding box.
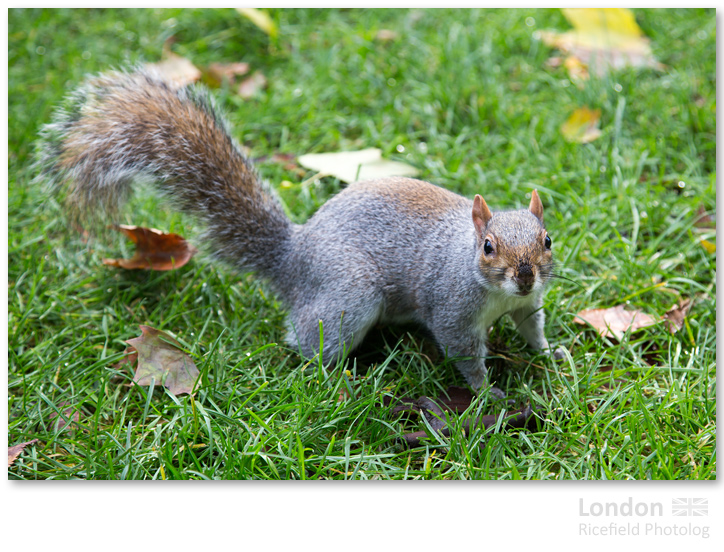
[37,68,563,391]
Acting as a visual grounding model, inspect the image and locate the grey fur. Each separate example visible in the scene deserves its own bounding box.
[36,69,558,390]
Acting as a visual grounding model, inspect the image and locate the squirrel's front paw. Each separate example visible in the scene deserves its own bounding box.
[541,340,567,360]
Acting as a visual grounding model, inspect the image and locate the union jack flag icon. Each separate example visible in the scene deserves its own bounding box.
[672,498,708,516]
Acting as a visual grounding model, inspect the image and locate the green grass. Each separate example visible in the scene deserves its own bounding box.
[8,8,715,480]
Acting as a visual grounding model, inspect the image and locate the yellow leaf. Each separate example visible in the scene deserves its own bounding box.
[540,8,662,76]
[700,239,716,254]
[237,8,278,39]
[564,55,589,82]
[562,8,643,45]
[561,107,602,143]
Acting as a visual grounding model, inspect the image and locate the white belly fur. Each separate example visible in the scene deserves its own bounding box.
[476,291,536,334]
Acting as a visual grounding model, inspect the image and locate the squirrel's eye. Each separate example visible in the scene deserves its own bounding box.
[484,239,494,255]
[544,234,552,249]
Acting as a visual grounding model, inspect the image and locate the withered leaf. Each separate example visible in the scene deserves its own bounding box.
[49,402,81,432]
[540,8,663,77]
[694,205,715,229]
[236,8,278,39]
[561,107,602,143]
[564,55,589,83]
[700,239,716,254]
[375,29,399,42]
[127,326,200,396]
[298,148,419,183]
[663,299,692,334]
[103,225,197,271]
[387,387,547,448]
[8,439,39,467]
[113,347,138,372]
[146,52,201,89]
[431,385,474,413]
[574,304,658,340]
[238,71,268,99]
[204,62,251,88]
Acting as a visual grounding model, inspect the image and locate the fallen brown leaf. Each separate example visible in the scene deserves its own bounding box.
[253,152,298,169]
[146,53,201,89]
[386,386,551,448]
[127,325,200,396]
[574,304,658,340]
[110,348,139,385]
[401,402,543,448]
[663,298,693,334]
[113,347,138,372]
[102,225,197,271]
[545,56,564,69]
[238,71,268,98]
[253,153,306,178]
[375,29,399,42]
[204,62,251,88]
[49,402,81,432]
[8,439,39,467]
[694,205,715,229]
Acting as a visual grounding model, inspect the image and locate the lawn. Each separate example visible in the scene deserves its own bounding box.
[7,8,716,480]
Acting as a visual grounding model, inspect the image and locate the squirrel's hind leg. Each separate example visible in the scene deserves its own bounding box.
[285,291,384,365]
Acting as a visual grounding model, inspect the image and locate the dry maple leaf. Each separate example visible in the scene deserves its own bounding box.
[8,439,39,467]
[540,8,663,77]
[561,107,602,143]
[127,325,200,396]
[574,304,658,340]
[103,225,198,271]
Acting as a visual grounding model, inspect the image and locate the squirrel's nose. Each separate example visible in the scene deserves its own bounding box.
[515,264,535,293]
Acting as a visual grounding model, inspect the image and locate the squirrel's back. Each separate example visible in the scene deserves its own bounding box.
[285,176,479,324]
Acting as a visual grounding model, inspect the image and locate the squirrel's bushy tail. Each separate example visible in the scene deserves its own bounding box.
[36,68,292,280]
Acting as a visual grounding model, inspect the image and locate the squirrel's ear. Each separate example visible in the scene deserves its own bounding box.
[472,194,492,236]
[529,189,544,223]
